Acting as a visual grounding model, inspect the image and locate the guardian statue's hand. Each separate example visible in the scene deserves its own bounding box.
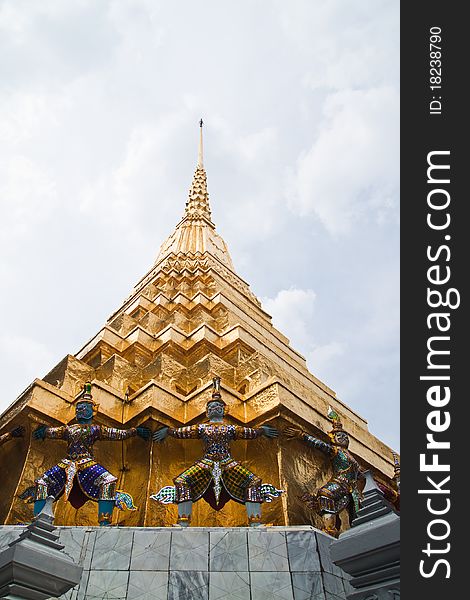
[284,426,304,440]
[260,425,278,438]
[10,426,25,438]
[152,426,169,442]
[33,425,47,440]
[136,426,152,440]
[299,491,317,510]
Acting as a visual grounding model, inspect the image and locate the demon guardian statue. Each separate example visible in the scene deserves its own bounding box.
[26,382,151,526]
[285,406,365,537]
[151,377,283,526]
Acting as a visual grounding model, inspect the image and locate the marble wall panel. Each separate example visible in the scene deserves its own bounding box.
[248,530,289,572]
[0,525,348,600]
[168,570,209,600]
[127,570,169,600]
[131,529,171,571]
[286,530,321,572]
[170,529,209,571]
[209,529,248,572]
[315,533,344,577]
[342,574,355,597]
[291,572,325,600]
[59,570,90,600]
[209,571,250,600]
[91,527,134,571]
[57,527,87,566]
[250,571,294,599]
[85,569,129,599]
[322,573,347,600]
[0,526,23,551]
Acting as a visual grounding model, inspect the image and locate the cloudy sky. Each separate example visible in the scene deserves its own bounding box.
[0,0,399,450]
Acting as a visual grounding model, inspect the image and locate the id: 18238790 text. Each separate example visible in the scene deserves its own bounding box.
[429,26,443,115]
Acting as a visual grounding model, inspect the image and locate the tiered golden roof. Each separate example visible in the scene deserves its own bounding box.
[0,123,396,529]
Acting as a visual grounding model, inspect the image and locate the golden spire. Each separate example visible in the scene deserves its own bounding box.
[184,119,212,221]
[197,118,204,168]
[154,120,235,271]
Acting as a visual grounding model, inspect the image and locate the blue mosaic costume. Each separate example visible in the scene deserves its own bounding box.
[24,382,149,526]
[34,424,137,509]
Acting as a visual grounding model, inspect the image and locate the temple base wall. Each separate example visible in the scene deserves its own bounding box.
[0,525,351,599]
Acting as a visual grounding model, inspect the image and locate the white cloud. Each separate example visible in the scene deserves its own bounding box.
[0,155,58,246]
[286,86,399,235]
[0,1,399,450]
[263,288,316,350]
[78,112,186,236]
[307,341,345,374]
[0,91,62,144]
[262,278,398,450]
[0,334,55,413]
[263,287,346,377]
[208,119,285,244]
[277,0,399,90]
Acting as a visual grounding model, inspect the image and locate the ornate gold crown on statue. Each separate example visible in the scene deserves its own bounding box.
[207,376,227,406]
[326,406,345,440]
[74,381,99,415]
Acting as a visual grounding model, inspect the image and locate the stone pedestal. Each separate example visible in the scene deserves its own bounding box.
[329,471,400,600]
[0,498,83,599]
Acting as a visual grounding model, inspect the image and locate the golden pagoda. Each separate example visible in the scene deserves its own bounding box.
[0,122,397,530]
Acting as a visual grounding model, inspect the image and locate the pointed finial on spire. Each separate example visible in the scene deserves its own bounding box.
[181,120,212,221]
[197,118,204,169]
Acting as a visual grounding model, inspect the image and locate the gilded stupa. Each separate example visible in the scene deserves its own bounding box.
[0,123,396,529]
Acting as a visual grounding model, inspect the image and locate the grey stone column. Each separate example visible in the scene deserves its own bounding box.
[0,497,83,599]
[329,471,400,600]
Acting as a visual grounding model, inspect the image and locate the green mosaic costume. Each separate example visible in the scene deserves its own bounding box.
[301,434,364,517]
[151,423,282,510]
[287,406,365,536]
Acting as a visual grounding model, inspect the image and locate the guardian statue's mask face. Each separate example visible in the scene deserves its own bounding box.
[206,400,225,420]
[75,401,94,423]
[333,430,349,448]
